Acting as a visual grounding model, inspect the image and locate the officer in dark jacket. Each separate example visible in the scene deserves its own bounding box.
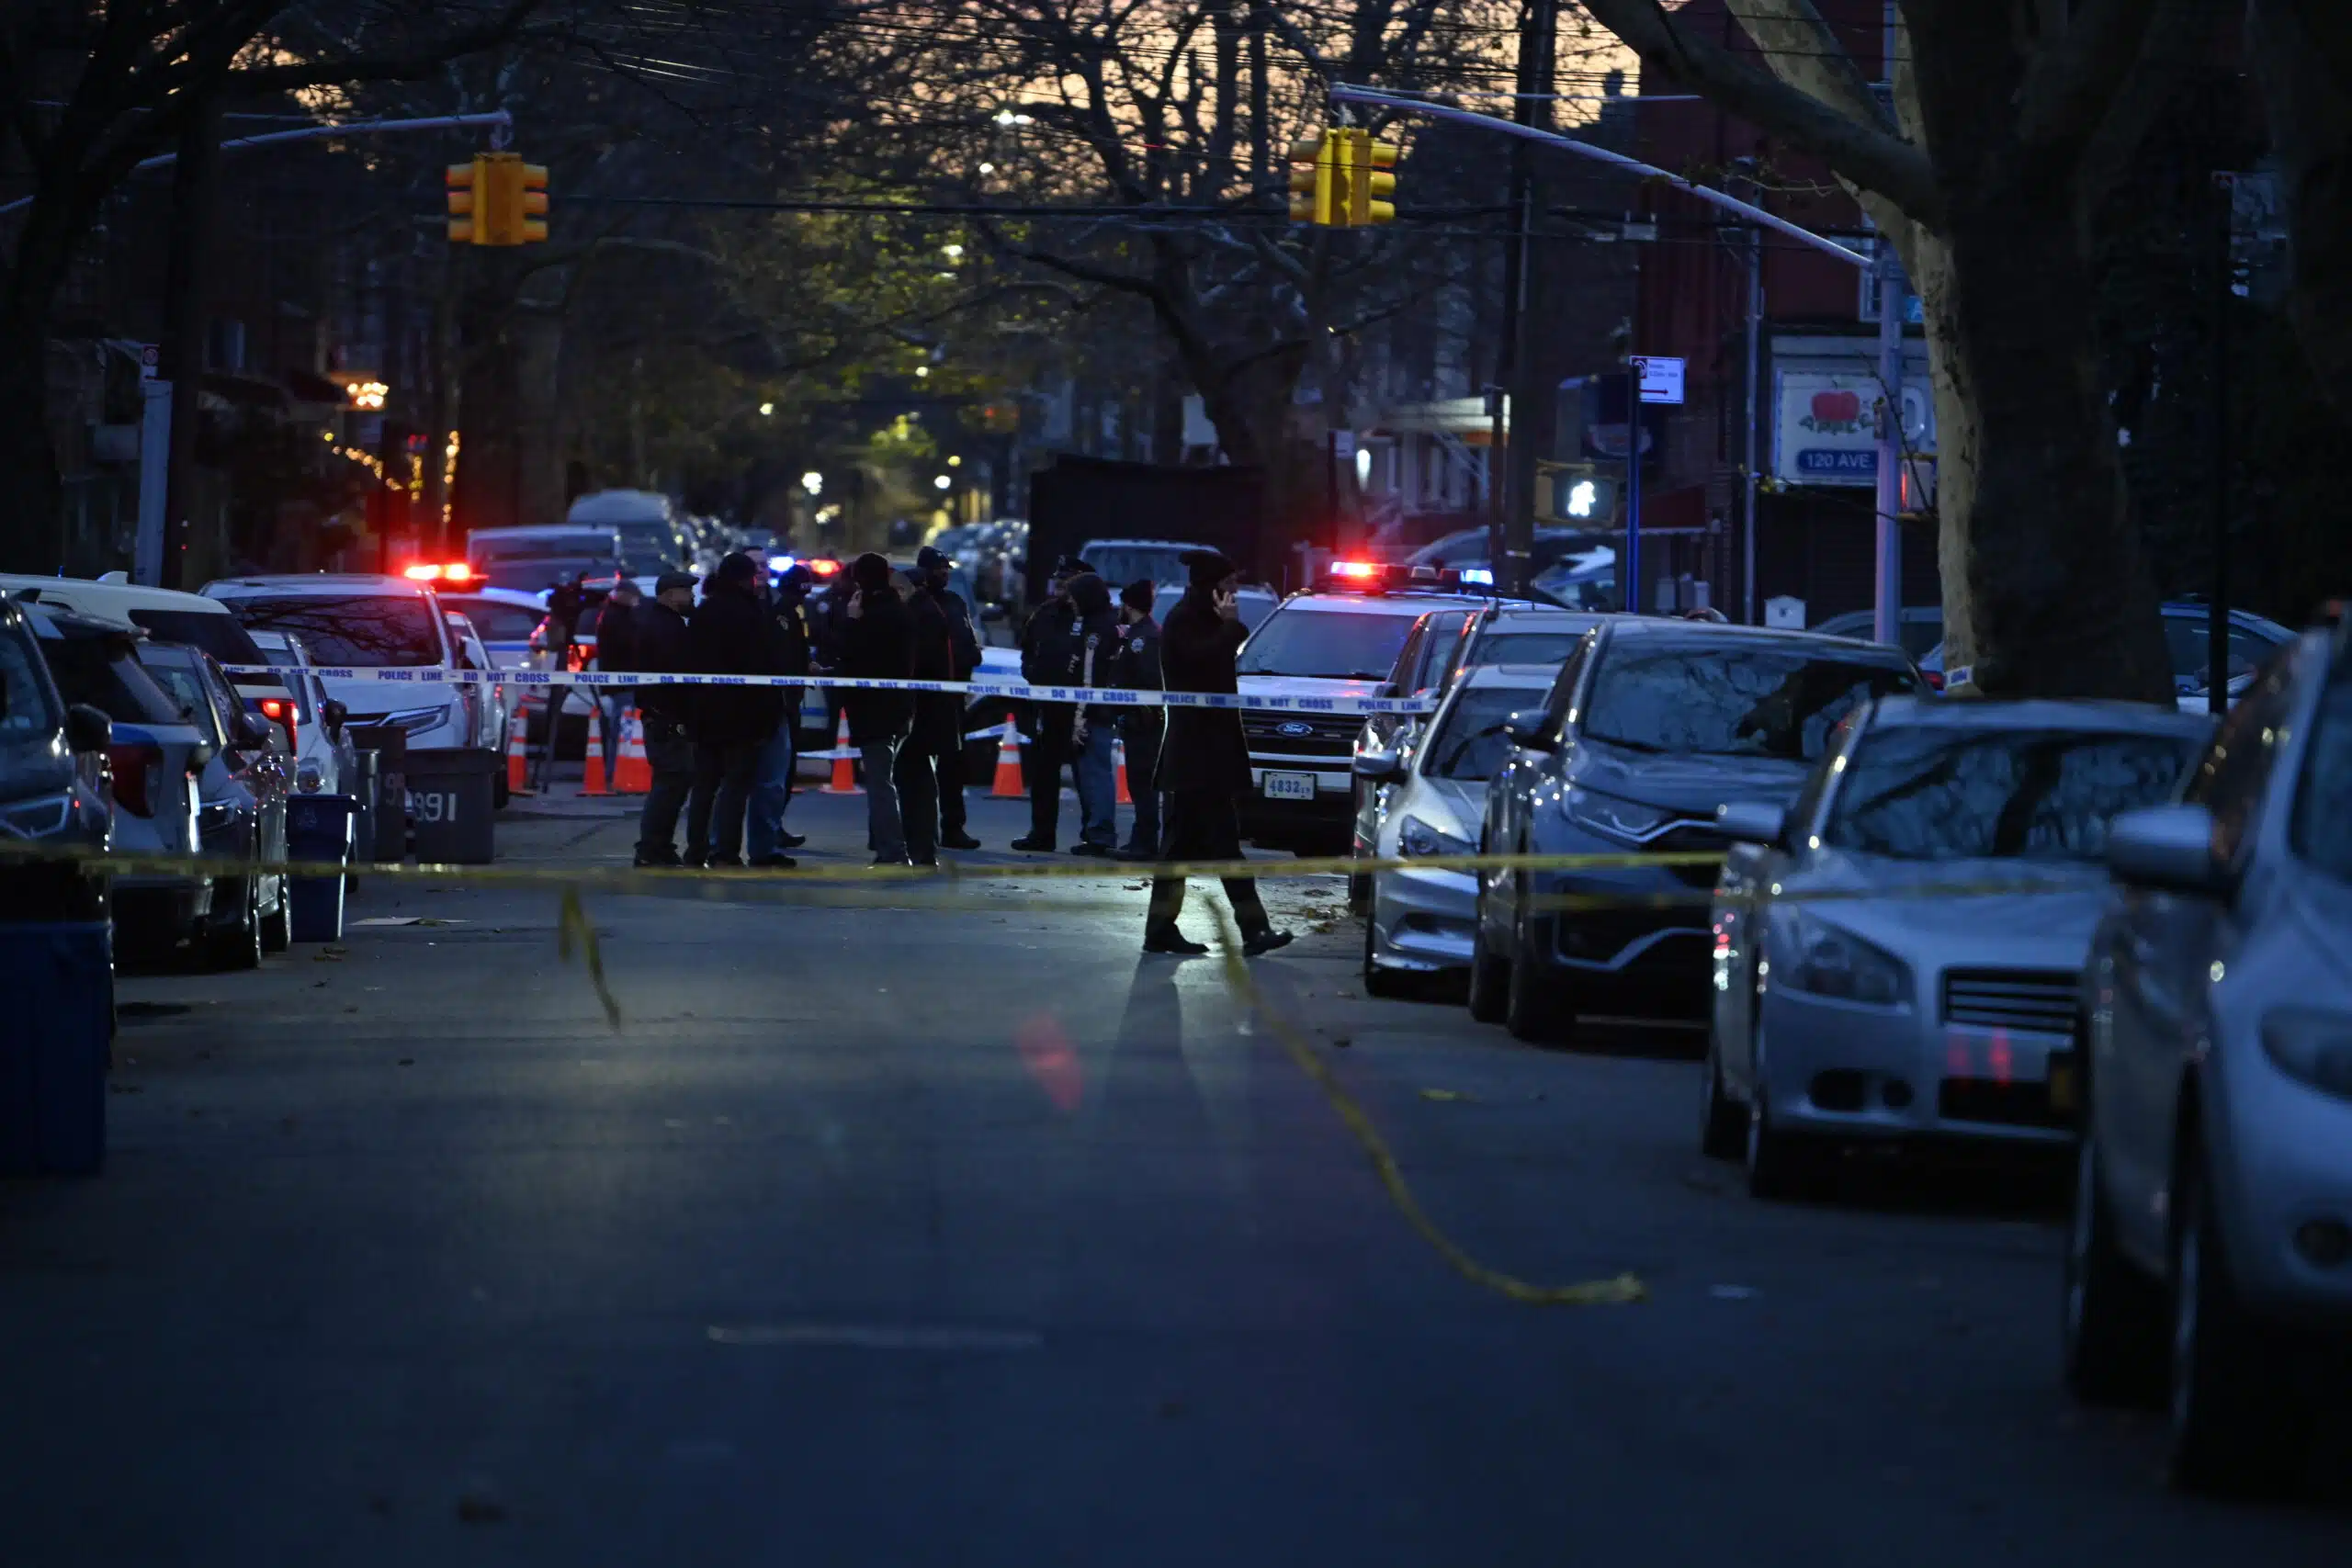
[839,552,916,865]
[893,562,961,865]
[1011,555,1088,852]
[631,572,696,866]
[1065,571,1121,854]
[590,578,641,770]
[1113,578,1164,860]
[683,552,786,867]
[916,546,982,849]
[746,565,816,865]
[1145,550,1291,955]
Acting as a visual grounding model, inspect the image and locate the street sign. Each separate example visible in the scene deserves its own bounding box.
[1631,355,1684,405]
[137,344,160,382]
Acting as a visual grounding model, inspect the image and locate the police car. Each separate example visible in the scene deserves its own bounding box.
[1235,562,1493,852]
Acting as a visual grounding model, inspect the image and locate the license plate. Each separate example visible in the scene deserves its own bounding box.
[1262,771,1317,801]
[2047,1053,2079,1114]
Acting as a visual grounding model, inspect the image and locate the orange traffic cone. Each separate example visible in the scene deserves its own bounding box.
[1113,735,1133,805]
[611,706,650,794]
[505,709,535,795]
[990,715,1024,798]
[822,712,861,795]
[582,701,609,795]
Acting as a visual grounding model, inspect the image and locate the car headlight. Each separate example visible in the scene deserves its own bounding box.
[1562,785,1673,841]
[295,759,327,794]
[1781,909,1909,1007]
[2261,1009,2352,1101]
[1398,815,1475,858]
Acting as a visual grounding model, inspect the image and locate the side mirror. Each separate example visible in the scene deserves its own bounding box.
[1716,801,1789,847]
[1352,748,1405,783]
[65,703,112,754]
[1502,713,1555,751]
[2107,804,2231,897]
[234,710,276,750]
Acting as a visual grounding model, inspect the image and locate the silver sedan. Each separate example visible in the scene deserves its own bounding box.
[1702,696,2211,1198]
[1355,664,1555,996]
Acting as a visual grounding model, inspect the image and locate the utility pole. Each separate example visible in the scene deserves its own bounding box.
[158,95,220,590]
[1737,164,1763,626]
[2210,172,2235,715]
[1871,239,1905,646]
[1487,0,1555,596]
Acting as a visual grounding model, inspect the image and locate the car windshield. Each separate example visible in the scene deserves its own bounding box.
[0,620,60,742]
[1583,644,1916,761]
[227,594,444,667]
[2163,615,2282,691]
[126,608,265,669]
[1826,726,2199,863]
[1238,609,1419,680]
[480,556,611,593]
[2290,660,2352,882]
[1464,626,1590,671]
[440,598,545,642]
[1081,545,1198,587]
[137,645,235,748]
[1427,687,1545,781]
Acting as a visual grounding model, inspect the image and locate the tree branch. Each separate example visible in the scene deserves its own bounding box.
[229,1,551,97]
[1581,0,1943,224]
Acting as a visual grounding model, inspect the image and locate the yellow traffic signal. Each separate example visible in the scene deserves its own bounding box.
[445,161,478,243]
[1349,132,1398,225]
[1287,134,1336,225]
[444,152,550,246]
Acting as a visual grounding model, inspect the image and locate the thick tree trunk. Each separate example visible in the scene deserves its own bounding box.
[1922,194,2171,701]
[0,307,64,572]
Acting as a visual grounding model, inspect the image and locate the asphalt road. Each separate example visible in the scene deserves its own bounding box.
[3,781,2346,1565]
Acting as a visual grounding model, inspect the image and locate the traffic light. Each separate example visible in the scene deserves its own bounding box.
[444,152,550,246]
[1346,130,1399,226]
[1288,133,1336,225]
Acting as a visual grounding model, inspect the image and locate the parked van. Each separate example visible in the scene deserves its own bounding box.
[564,491,690,579]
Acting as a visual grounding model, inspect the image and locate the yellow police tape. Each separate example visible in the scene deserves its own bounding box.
[0,837,2087,1311]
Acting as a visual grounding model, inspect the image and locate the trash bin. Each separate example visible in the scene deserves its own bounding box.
[0,920,112,1176]
[347,750,380,866]
[404,747,498,863]
[285,794,356,942]
[350,726,408,863]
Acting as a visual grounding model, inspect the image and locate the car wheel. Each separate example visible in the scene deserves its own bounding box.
[2166,1135,2305,1495]
[1503,899,1571,1043]
[1466,886,1508,1024]
[1699,1025,1746,1161]
[259,875,292,953]
[1361,889,1411,999]
[202,877,262,972]
[2062,1127,2165,1406]
[1745,1020,1819,1200]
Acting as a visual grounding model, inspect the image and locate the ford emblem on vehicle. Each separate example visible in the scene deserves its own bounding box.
[1277,720,1313,738]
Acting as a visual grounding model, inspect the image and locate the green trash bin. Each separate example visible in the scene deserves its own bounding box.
[404,747,498,863]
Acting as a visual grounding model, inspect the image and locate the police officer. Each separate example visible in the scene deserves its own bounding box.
[1010,555,1089,852]
[895,561,959,866]
[590,578,641,771]
[631,571,696,867]
[745,565,814,865]
[1145,551,1292,956]
[1112,578,1163,861]
[683,552,786,868]
[915,545,982,850]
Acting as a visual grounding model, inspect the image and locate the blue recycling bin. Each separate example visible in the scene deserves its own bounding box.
[285,794,356,942]
[0,921,112,1177]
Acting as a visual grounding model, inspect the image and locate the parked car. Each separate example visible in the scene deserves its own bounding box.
[1810,606,1945,662]
[26,602,220,958]
[2064,623,2352,1495]
[435,588,546,669]
[442,609,512,802]
[0,593,112,922]
[138,641,293,967]
[0,570,295,718]
[1075,538,1215,592]
[464,525,628,593]
[1702,697,2211,1198]
[1919,602,2294,711]
[245,630,359,798]
[1357,664,1558,995]
[202,574,481,755]
[566,490,693,578]
[1472,619,1923,1043]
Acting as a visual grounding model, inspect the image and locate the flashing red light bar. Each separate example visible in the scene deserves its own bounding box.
[806,558,843,576]
[401,562,476,583]
[1329,559,1380,580]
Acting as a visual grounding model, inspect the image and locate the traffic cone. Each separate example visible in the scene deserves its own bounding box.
[1113,736,1133,805]
[582,702,609,795]
[990,715,1024,798]
[612,706,651,794]
[505,709,535,795]
[822,712,861,795]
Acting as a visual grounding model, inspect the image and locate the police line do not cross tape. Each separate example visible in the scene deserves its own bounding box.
[221,666,1442,716]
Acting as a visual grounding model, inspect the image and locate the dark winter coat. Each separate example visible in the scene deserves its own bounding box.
[1066,574,1121,729]
[1019,595,1079,685]
[905,581,961,751]
[839,585,915,744]
[933,585,982,680]
[684,580,786,745]
[592,596,640,681]
[631,600,694,726]
[1113,613,1162,693]
[772,592,813,678]
[1154,589,1251,794]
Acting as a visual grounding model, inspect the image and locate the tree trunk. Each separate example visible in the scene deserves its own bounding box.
[1922,192,2171,701]
[0,306,64,572]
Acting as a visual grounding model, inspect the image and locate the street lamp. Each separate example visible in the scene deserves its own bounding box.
[914,365,930,378]
[801,471,823,496]
[933,474,953,491]
[946,455,961,467]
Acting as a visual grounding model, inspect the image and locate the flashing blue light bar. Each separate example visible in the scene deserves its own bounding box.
[768,554,797,572]
[1458,567,1495,586]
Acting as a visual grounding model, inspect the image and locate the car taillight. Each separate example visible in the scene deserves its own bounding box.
[257,695,299,748]
[1922,670,1946,692]
[107,741,162,818]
